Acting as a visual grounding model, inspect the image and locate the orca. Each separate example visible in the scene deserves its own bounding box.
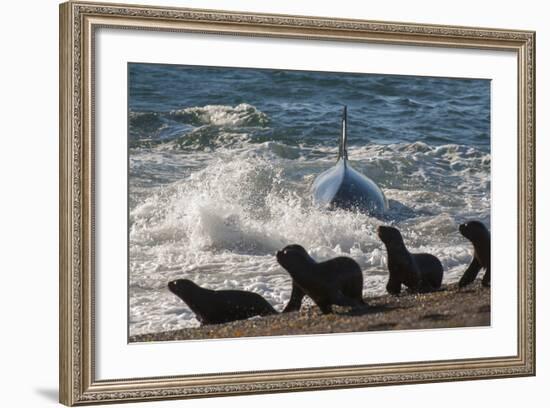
[312,106,388,215]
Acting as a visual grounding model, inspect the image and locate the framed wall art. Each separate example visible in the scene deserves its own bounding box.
[59,1,536,405]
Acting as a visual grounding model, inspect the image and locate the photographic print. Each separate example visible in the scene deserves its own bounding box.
[128,63,491,343]
[60,4,535,404]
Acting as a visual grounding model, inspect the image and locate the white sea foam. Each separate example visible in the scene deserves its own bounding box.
[129,141,490,336]
[169,103,270,127]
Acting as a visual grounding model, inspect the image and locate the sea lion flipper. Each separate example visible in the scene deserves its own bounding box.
[458,257,481,287]
[332,291,362,308]
[386,277,402,295]
[318,303,333,315]
[282,282,306,313]
[259,301,279,316]
[482,266,491,287]
[419,280,435,293]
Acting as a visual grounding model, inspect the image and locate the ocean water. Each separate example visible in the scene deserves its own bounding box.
[128,63,491,337]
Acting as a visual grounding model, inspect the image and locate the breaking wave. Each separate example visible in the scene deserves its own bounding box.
[129,141,490,335]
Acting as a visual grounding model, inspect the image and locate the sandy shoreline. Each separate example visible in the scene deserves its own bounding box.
[130,282,490,343]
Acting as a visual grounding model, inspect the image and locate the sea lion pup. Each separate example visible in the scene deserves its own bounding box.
[377,226,443,294]
[276,244,365,314]
[458,220,491,288]
[167,279,277,325]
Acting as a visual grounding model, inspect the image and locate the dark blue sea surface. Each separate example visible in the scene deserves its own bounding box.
[128,63,490,336]
[129,64,490,150]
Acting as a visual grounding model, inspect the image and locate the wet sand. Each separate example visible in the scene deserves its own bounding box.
[130,282,490,343]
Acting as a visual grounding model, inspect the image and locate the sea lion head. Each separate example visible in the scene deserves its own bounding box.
[377,225,404,248]
[168,279,200,301]
[276,244,315,272]
[459,220,489,242]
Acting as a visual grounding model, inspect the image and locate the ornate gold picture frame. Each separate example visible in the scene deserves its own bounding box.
[59,1,535,405]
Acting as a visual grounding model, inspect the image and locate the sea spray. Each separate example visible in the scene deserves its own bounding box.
[129,144,489,335]
[128,65,490,336]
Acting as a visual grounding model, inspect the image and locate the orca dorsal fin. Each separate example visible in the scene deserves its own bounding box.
[338,105,348,162]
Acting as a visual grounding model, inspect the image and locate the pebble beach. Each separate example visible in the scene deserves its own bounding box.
[130,282,490,343]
